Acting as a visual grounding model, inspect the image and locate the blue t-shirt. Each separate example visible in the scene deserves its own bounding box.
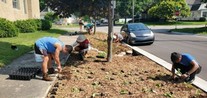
[35,37,64,54]
[180,53,196,66]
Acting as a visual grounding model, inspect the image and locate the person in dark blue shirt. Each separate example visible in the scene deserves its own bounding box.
[35,37,72,81]
[171,52,202,83]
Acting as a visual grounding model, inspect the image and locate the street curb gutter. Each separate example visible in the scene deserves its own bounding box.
[125,44,207,93]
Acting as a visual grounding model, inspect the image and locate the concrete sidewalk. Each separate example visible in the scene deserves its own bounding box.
[0,34,78,98]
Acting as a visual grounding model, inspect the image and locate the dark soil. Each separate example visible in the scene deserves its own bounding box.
[47,33,207,98]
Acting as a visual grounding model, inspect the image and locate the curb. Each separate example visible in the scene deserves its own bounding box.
[125,44,207,93]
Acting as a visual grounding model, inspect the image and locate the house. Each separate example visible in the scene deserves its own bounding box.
[181,0,207,20]
[0,0,40,21]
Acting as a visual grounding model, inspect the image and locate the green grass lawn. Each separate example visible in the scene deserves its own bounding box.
[171,27,207,35]
[0,29,69,67]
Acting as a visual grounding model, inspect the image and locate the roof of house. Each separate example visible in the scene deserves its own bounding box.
[186,0,201,5]
[191,4,201,11]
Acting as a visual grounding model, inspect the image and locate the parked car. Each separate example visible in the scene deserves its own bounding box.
[120,23,155,45]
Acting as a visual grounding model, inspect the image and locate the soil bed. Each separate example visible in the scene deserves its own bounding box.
[47,33,207,98]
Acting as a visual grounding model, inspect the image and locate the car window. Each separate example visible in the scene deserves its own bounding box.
[128,24,149,31]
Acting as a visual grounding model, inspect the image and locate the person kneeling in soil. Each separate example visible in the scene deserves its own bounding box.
[72,35,90,60]
[113,32,124,43]
[34,37,73,81]
[170,52,202,83]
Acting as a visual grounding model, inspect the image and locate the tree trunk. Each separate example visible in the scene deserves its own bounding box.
[124,17,127,24]
[107,0,113,62]
[93,20,96,34]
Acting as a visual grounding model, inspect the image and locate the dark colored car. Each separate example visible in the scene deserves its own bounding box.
[120,23,155,45]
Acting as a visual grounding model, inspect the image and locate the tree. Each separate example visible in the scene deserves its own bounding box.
[148,0,190,21]
[40,0,46,11]
[201,0,207,2]
[45,0,113,62]
[116,0,155,23]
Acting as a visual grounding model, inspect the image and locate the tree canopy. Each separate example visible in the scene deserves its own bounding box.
[45,0,109,18]
[148,0,190,20]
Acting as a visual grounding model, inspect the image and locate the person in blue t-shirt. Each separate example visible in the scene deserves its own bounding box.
[170,52,202,83]
[34,37,72,81]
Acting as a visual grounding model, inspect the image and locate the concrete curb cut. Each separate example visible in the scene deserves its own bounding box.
[125,44,207,93]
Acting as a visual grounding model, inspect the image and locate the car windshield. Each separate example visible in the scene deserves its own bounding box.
[128,24,149,31]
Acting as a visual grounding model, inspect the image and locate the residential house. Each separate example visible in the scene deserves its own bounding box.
[0,0,40,21]
[181,0,207,20]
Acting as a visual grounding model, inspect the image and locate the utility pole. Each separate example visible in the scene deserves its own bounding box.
[132,0,135,23]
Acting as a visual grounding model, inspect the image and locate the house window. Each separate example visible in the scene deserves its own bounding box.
[13,0,19,9]
[1,0,6,3]
[203,12,207,17]
[23,0,27,14]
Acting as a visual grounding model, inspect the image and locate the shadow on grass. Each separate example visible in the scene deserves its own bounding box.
[0,41,33,68]
[46,29,70,35]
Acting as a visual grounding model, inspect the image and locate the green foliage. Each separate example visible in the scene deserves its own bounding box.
[148,0,190,21]
[14,20,37,33]
[44,12,59,22]
[40,0,46,11]
[201,0,207,3]
[0,18,18,38]
[41,19,52,30]
[116,0,155,23]
[32,19,42,30]
[199,17,206,22]
[46,0,109,18]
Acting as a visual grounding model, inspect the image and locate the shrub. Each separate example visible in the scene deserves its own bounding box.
[0,18,18,38]
[41,19,52,30]
[29,19,42,30]
[14,20,37,33]
[199,17,206,22]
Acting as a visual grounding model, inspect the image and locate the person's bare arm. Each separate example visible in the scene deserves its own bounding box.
[187,60,199,75]
[54,43,62,72]
[181,60,199,79]
[171,64,176,79]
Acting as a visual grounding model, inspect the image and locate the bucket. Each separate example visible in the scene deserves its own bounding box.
[34,53,43,62]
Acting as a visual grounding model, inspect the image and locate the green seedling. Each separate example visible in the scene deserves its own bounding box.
[176,68,182,75]
[96,52,106,58]
[122,81,132,85]
[92,93,99,97]
[142,87,149,93]
[92,81,101,88]
[150,88,157,94]
[120,90,129,95]
[71,87,80,93]
[195,89,202,97]
[156,83,163,87]
[163,92,173,98]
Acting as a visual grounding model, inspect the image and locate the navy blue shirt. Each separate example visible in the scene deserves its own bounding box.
[180,53,197,66]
